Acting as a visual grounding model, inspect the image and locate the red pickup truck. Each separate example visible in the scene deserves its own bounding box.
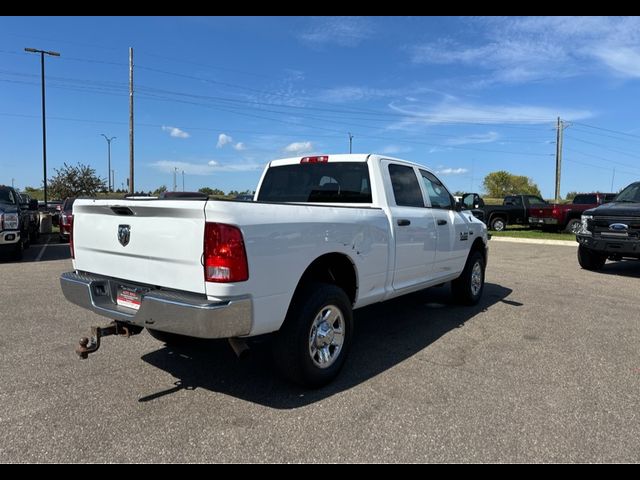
[528,193,616,233]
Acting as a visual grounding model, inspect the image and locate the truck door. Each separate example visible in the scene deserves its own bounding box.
[420,170,469,277]
[384,162,437,291]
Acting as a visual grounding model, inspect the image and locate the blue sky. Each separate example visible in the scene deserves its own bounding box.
[2,16,640,198]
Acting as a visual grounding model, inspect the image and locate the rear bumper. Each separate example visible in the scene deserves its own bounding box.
[529,217,559,225]
[60,271,253,338]
[576,234,640,257]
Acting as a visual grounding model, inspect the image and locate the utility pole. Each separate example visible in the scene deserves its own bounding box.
[25,47,60,205]
[348,132,354,154]
[11,178,15,188]
[554,117,565,202]
[100,134,116,192]
[129,47,135,194]
[611,168,616,192]
[173,167,178,192]
[182,170,185,192]
[111,170,115,192]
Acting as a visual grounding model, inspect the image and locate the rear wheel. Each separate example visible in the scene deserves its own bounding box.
[452,250,485,305]
[273,283,353,388]
[577,245,606,271]
[490,217,506,231]
[565,219,582,234]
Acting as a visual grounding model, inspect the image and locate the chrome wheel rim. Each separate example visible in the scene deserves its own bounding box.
[470,261,483,296]
[493,220,505,231]
[308,305,345,369]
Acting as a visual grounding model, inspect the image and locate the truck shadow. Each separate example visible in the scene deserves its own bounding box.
[140,282,513,408]
[595,260,640,278]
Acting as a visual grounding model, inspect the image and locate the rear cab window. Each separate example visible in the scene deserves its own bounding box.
[257,162,372,204]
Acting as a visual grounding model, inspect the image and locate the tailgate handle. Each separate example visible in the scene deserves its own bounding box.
[437,219,447,226]
[111,206,134,216]
[397,219,411,226]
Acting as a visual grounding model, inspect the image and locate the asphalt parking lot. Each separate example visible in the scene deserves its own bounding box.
[1,237,639,463]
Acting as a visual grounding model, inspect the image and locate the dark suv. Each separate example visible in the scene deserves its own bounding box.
[576,182,640,270]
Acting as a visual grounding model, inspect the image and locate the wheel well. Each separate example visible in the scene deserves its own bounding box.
[470,237,486,262]
[294,253,357,305]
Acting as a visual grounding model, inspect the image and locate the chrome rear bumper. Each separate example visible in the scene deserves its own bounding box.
[60,271,252,338]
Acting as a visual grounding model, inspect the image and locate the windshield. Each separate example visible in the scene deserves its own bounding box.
[614,183,640,203]
[0,188,17,205]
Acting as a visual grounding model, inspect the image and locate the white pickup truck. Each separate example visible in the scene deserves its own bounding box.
[61,154,489,387]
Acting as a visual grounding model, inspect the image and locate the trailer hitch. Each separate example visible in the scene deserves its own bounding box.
[75,321,142,359]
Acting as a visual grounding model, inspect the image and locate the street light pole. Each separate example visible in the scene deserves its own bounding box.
[25,48,60,205]
[100,134,116,192]
[182,170,185,192]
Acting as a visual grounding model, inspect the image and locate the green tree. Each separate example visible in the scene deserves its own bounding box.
[198,187,225,196]
[48,162,106,199]
[24,186,43,200]
[153,185,167,196]
[482,170,541,198]
[565,191,578,201]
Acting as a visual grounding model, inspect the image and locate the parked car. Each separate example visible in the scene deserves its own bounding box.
[59,197,76,242]
[528,193,616,233]
[0,185,34,259]
[18,192,40,242]
[576,182,640,270]
[234,193,254,201]
[461,193,548,231]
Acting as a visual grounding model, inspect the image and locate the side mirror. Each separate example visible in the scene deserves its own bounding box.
[504,201,514,206]
[29,199,39,210]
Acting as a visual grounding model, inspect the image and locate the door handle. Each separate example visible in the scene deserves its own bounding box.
[397,219,411,226]
[437,219,447,226]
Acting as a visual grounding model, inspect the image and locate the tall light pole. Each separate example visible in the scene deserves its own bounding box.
[182,170,185,192]
[100,134,116,192]
[25,47,60,205]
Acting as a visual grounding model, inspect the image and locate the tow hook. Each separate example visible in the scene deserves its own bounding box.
[75,321,142,359]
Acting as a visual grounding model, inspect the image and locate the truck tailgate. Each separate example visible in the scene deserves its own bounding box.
[72,199,207,294]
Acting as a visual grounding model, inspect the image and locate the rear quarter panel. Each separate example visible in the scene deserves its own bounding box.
[204,200,390,336]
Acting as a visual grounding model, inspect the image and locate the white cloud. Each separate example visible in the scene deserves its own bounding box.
[234,142,246,151]
[299,17,372,47]
[445,132,499,146]
[409,16,640,83]
[388,98,592,127]
[216,133,233,148]
[380,145,412,155]
[284,141,314,154]
[161,125,190,139]
[436,167,469,175]
[151,160,263,176]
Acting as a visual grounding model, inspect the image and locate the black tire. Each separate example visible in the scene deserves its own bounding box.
[147,328,191,346]
[490,217,506,231]
[451,250,485,305]
[577,245,606,271]
[565,218,582,234]
[273,283,353,388]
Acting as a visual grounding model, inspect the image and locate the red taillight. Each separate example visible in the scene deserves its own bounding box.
[204,223,248,283]
[69,215,74,259]
[300,155,328,164]
[552,208,559,217]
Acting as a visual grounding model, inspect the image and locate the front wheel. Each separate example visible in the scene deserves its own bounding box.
[273,283,353,388]
[452,250,485,305]
[577,245,606,271]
